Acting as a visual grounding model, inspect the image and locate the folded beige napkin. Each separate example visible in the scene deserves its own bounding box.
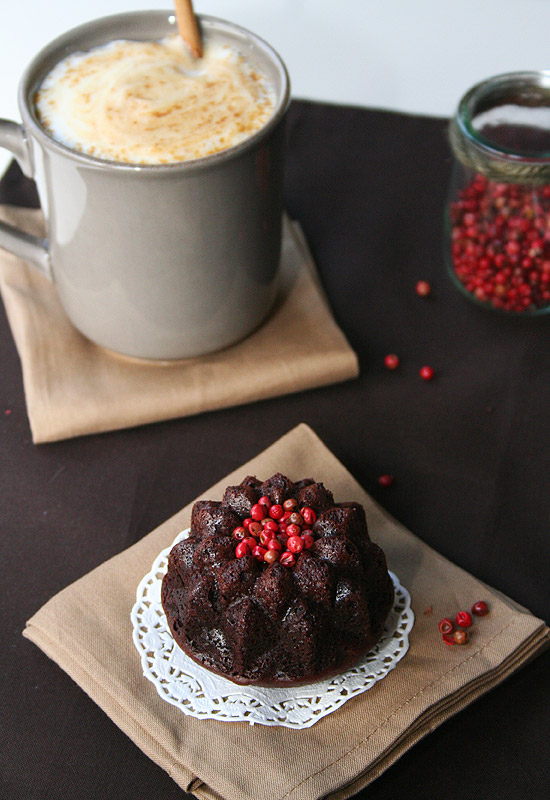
[0,206,358,443]
[24,423,549,800]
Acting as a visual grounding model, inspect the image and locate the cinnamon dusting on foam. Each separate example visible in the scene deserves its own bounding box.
[35,35,276,164]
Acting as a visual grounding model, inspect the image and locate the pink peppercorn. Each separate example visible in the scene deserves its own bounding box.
[247,521,262,537]
[287,535,304,554]
[449,174,550,312]
[264,549,279,564]
[415,280,431,297]
[455,610,473,628]
[301,507,317,525]
[268,504,283,520]
[235,541,251,558]
[301,532,315,549]
[384,353,400,370]
[252,545,267,562]
[259,530,272,547]
[250,503,266,521]
[280,551,295,567]
[286,523,301,537]
[453,629,469,645]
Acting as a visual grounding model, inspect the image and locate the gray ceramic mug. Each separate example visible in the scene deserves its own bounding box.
[0,11,290,359]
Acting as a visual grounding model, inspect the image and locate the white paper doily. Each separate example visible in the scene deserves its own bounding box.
[131,529,414,729]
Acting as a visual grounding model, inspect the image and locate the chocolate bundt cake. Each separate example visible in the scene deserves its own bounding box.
[161,473,394,686]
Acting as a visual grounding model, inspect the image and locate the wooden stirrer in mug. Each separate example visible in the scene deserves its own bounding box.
[174,0,203,58]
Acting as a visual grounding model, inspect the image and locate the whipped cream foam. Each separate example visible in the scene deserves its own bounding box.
[35,35,276,164]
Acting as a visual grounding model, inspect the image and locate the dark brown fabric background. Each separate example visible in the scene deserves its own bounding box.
[1,101,549,799]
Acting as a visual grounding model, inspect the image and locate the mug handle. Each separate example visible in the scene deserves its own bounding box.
[0,119,51,279]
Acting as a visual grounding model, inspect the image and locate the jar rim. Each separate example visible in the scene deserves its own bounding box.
[449,71,550,184]
[457,70,550,161]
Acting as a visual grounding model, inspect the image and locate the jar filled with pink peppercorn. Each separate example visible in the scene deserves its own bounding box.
[446,71,550,314]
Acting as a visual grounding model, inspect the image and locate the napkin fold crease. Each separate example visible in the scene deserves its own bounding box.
[23,424,549,800]
[0,206,359,443]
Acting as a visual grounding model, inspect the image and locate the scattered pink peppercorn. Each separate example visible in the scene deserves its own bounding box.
[258,495,272,508]
[455,611,473,628]
[472,600,489,616]
[384,353,400,370]
[419,365,435,381]
[378,474,394,488]
[283,498,298,511]
[438,600,491,646]
[263,518,278,534]
[415,280,431,297]
[242,517,252,529]
[438,618,454,635]
[267,538,282,552]
[232,526,247,541]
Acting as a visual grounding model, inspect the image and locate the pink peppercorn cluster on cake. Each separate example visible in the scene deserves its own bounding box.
[161,473,394,686]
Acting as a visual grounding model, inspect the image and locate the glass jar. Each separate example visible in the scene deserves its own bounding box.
[446,71,550,315]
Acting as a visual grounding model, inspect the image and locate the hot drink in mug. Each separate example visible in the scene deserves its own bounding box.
[35,35,277,165]
[0,12,290,359]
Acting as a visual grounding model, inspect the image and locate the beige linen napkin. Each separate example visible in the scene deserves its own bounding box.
[24,423,549,800]
[0,206,358,443]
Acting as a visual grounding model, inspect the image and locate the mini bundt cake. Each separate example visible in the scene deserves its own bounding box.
[161,473,394,685]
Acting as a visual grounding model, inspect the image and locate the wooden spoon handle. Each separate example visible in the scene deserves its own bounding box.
[174,0,203,58]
